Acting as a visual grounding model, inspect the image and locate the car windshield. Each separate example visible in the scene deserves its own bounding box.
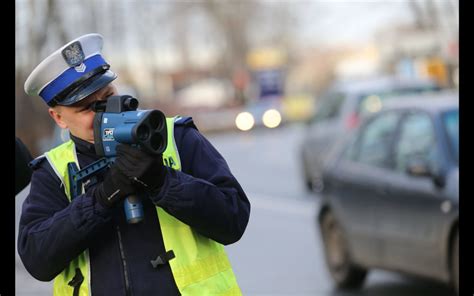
[357,86,439,117]
[442,108,459,164]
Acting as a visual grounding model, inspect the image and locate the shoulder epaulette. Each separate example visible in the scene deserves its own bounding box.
[174,116,197,129]
[29,155,46,170]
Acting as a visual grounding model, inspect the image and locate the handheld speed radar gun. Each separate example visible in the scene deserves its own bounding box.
[67,95,168,224]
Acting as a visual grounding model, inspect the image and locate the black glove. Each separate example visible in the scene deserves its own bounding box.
[115,144,166,193]
[94,163,135,208]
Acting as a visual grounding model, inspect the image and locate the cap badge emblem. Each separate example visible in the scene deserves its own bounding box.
[62,41,86,68]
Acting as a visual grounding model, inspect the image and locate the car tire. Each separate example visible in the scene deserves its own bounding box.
[320,210,368,290]
[452,229,459,294]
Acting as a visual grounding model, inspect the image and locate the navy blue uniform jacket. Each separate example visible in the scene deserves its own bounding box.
[18,117,251,296]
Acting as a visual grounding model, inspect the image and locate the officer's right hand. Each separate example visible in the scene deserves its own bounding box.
[94,163,135,208]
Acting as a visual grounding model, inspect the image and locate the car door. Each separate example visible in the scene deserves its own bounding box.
[378,111,450,279]
[329,111,401,267]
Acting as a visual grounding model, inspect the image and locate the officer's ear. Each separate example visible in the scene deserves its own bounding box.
[48,107,68,129]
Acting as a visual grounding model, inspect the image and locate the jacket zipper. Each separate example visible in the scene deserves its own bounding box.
[116,225,131,296]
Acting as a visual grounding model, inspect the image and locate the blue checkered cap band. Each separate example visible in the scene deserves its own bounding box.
[24,33,115,105]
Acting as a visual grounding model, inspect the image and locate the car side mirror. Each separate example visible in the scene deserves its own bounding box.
[406,157,445,188]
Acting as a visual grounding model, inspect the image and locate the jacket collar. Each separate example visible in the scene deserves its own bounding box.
[69,133,98,158]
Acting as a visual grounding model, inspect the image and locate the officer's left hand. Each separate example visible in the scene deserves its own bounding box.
[115,144,166,192]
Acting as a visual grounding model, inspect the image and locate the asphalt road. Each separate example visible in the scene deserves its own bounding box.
[15,123,456,295]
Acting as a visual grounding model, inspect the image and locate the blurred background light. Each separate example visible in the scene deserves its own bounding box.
[235,111,255,131]
[364,95,383,113]
[262,109,282,128]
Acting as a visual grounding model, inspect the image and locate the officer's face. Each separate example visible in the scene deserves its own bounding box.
[48,84,118,143]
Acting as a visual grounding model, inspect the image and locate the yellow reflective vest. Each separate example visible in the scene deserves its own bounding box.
[45,117,242,296]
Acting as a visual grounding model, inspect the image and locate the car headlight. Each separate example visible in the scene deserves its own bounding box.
[235,112,255,131]
[262,109,282,128]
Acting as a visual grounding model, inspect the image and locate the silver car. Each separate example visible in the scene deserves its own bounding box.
[318,91,459,293]
[300,75,439,192]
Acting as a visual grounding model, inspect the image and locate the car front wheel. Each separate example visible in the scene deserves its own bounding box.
[320,210,368,290]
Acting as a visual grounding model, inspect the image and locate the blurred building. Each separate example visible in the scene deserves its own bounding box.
[333,45,381,80]
[375,24,458,89]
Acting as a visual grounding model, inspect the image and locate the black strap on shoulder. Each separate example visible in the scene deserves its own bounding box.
[68,268,84,296]
[150,250,175,268]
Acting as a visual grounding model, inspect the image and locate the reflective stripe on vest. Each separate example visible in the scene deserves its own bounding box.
[45,116,242,296]
[45,140,91,296]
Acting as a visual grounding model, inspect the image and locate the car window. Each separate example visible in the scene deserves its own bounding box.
[312,92,345,123]
[442,108,459,163]
[341,131,359,161]
[395,112,436,173]
[353,112,399,169]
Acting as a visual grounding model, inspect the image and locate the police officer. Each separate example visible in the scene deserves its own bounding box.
[18,33,250,295]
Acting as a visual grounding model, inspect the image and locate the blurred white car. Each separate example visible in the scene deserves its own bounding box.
[235,96,284,131]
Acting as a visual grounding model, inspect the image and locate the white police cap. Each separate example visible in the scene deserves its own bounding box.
[24,33,117,106]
